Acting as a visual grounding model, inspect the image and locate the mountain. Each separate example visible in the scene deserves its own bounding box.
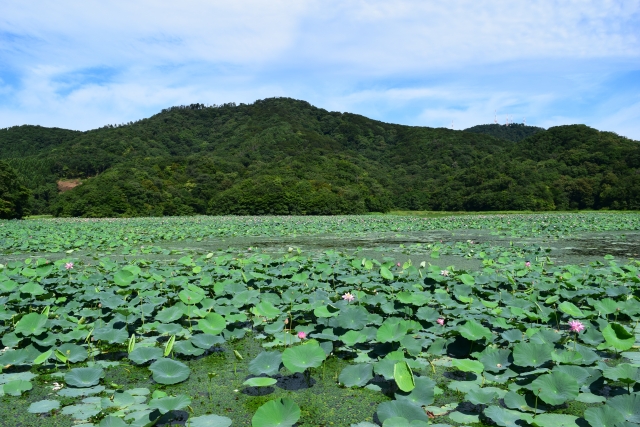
[464,123,545,142]
[1,97,639,217]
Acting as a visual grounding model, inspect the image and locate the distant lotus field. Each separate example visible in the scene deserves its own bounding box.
[0,213,639,427]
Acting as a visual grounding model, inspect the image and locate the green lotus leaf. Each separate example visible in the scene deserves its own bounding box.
[179,288,204,305]
[458,320,492,341]
[57,343,88,363]
[3,379,32,396]
[465,387,498,405]
[149,394,191,414]
[458,273,475,285]
[28,399,61,413]
[601,323,635,351]
[243,377,278,387]
[173,340,205,357]
[251,397,301,427]
[14,312,48,336]
[129,346,163,365]
[478,348,511,372]
[484,405,533,427]
[93,327,129,344]
[382,417,429,427]
[395,376,435,406]
[57,385,105,397]
[415,306,440,322]
[380,267,394,281]
[583,405,626,427]
[591,298,619,315]
[251,301,281,319]
[313,304,340,318]
[282,342,326,373]
[334,306,369,330]
[396,291,430,306]
[603,364,639,384]
[558,302,585,318]
[33,349,53,365]
[452,358,484,373]
[0,348,28,366]
[394,361,415,392]
[20,282,46,296]
[531,413,580,427]
[607,393,640,423]
[191,333,225,349]
[531,371,579,405]
[449,411,480,424]
[113,269,135,286]
[65,367,104,387]
[197,313,226,335]
[341,330,367,347]
[155,306,184,323]
[188,414,233,427]
[249,351,283,376]
[512,342,553,367]
[552,365,592,384]
[503,391,541,413]
[149,358,190,385]
[377,318,410,343]
[339,363,373,388]
[100,415,129,427]
[377,400,430,424]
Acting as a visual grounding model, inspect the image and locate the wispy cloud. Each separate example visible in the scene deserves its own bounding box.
[0,0,639,138]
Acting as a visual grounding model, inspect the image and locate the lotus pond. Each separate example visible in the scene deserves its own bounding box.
[0,213,639,427]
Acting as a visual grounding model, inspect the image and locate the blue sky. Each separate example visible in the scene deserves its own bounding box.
[1,1,639,139]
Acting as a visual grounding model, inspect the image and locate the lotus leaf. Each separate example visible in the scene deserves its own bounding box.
[452,358,484,373]
[93,327,129,344]
[531,371,579,405]
[252,300,281,318]
[113,269,135,286]
[479,348,511,372]
[28,399,61,413]
[531,413,580,427]
[198,313,226,335]
[458,320,492,341]
[65,367,104,387]
[394,361,415,392]
[57,343,88,363]
[173,340,205,356]
[465,387,497,405]
[603,364,639,384]
[149,394,191,414]
[129,346,163,365]
[377,318,410,343]
[601,323,635,351]
[607,394,640,423]
[382,418,429,427]
[334,306,369,330]
[484,405,533,427]
[341,330,367,347]
[14,312,48,336]
[377,400,430,424]
[395,376,435,406]
[339,363,373,388]
[149,358,190,385]
[249,351,283,376]
[513,342,553,367]
[2,379,32,396]
[558,302,585,318]
[100,416,128,427]
[155,306,183,323]
[188,414,233,427]
[583,405,626,427]
[251,397,300,427]
[282,342,326,373]
[243,377,278,387]
[191,333,225,349]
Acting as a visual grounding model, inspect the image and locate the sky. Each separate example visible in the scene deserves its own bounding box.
[1,1,639,139]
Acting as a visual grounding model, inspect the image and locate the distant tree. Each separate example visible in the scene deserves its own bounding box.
[0,161,31,219]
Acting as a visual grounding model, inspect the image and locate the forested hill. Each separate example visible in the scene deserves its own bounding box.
[464,123,545,142]
[1,97,639,217]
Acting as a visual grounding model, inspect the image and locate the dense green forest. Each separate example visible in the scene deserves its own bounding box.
[1,97,639,217]
[464,123,545,142]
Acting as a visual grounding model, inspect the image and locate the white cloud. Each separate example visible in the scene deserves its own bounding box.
[0,0,639,137]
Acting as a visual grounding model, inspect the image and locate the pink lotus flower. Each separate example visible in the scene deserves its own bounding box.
[342,292,355,302]
[437,318,445,326]
[440,270,450,277]
[569,320,585,333]
[297,331,307,340]
[65,262,74,270]
[396,263,401,267]
[525,262,531,267]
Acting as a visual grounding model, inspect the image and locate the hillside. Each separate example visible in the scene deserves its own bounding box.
[464,123,545,142]
[1,97,639,217]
